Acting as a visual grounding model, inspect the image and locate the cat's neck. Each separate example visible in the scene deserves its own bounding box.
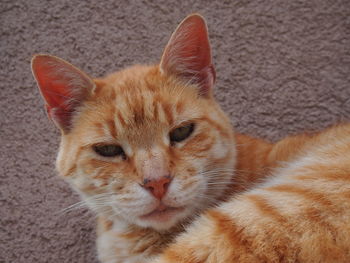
[233,133,274,191]
[231,131,317,194]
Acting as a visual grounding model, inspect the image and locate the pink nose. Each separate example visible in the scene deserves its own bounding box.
[142,176,172,199]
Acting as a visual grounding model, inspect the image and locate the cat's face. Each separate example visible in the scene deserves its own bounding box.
[58,65,235,230]
[32,14,236,230]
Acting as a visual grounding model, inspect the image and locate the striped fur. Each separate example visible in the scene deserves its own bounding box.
[31,14,350,263]
[153,125,350,263]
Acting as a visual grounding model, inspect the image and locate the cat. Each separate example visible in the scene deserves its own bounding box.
[31,14,350,263]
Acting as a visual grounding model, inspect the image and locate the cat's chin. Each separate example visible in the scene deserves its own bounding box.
[137,205,187,231]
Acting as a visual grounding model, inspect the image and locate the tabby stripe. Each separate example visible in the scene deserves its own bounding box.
[145,79,156,92]
[110,88,116,101]
[295,171,350,182]
[243,196,300,262]
[119,230,147,239]
[94,122,105,137]
[206,209,255,258]
[116,111,126,126]
[81,183,98,193]
[163,245,200,263]
[303,207,338,239]
[199,117,230,138]
[133,94,145,125]
[93,168,113,180]
[181,178,197,190]
[89,158,120,167]
[247,193,338,239]
[343,191,350,200]
[132,238,158,254]
[99,217,113,232]
[266,185,338,214]
[246,194,287,224]
[107,119,117,138]
[133,111,144,125]
[63,164,77,177]
[184,133,214,155]
[65,146,85,176]
[175,100,185,114]
[152,100,159,121]
[161,101,174,125]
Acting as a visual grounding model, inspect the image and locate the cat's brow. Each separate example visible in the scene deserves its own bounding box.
[81,134,118,146]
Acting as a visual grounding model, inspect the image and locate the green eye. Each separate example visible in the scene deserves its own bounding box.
[93,144,126,158]
[169,123,195,143]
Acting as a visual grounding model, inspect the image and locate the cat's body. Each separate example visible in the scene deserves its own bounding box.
[154,124,350,263]
[31,14,350,263]
[97,123,350,263]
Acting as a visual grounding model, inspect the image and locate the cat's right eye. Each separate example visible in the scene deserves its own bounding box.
[93,144,126,159]
[169,123,195,143]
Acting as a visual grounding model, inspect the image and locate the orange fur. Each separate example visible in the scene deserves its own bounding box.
[155,124,350,263]
[31,14,350,263]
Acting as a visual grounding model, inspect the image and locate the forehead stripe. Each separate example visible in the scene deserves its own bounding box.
[117,111,126,126]
[107,119,117,139]
[161,100,174,125]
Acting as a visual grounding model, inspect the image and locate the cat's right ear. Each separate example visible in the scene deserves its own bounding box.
[160,14,215,97]
[31,54,95,133]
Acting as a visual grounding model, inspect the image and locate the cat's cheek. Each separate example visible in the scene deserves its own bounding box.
[64,164,102,193]
[211,139,231,160]
[64,172,94,194]
[164,176,206,207]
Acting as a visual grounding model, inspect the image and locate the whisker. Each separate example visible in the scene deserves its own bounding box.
[58,192,115,214]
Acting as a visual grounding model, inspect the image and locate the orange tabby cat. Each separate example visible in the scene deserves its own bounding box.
[32,14,350,263]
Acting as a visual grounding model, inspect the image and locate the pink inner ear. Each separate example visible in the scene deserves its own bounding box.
[32,55,93,131]
[178,23,211,72]
[160,14,215,95]
[33,56,74,110]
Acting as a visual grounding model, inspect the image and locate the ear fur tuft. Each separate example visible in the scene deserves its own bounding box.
[160,14,215,96]
[31,54,95,132]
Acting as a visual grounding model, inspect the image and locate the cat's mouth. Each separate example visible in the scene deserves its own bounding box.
[140,203,185,222]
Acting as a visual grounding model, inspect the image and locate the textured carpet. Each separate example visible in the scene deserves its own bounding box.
[1,0,350,262]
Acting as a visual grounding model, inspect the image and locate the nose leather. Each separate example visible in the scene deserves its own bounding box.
[143,176,172,199]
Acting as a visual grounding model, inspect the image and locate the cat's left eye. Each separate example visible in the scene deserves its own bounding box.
[169,123,195,143]
[93,144,126,159]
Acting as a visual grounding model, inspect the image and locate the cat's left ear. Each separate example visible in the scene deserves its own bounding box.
[31,54,95,133]
[160,14,215,97]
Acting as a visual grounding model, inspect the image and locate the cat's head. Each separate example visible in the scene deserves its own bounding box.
[31,14,236,231]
